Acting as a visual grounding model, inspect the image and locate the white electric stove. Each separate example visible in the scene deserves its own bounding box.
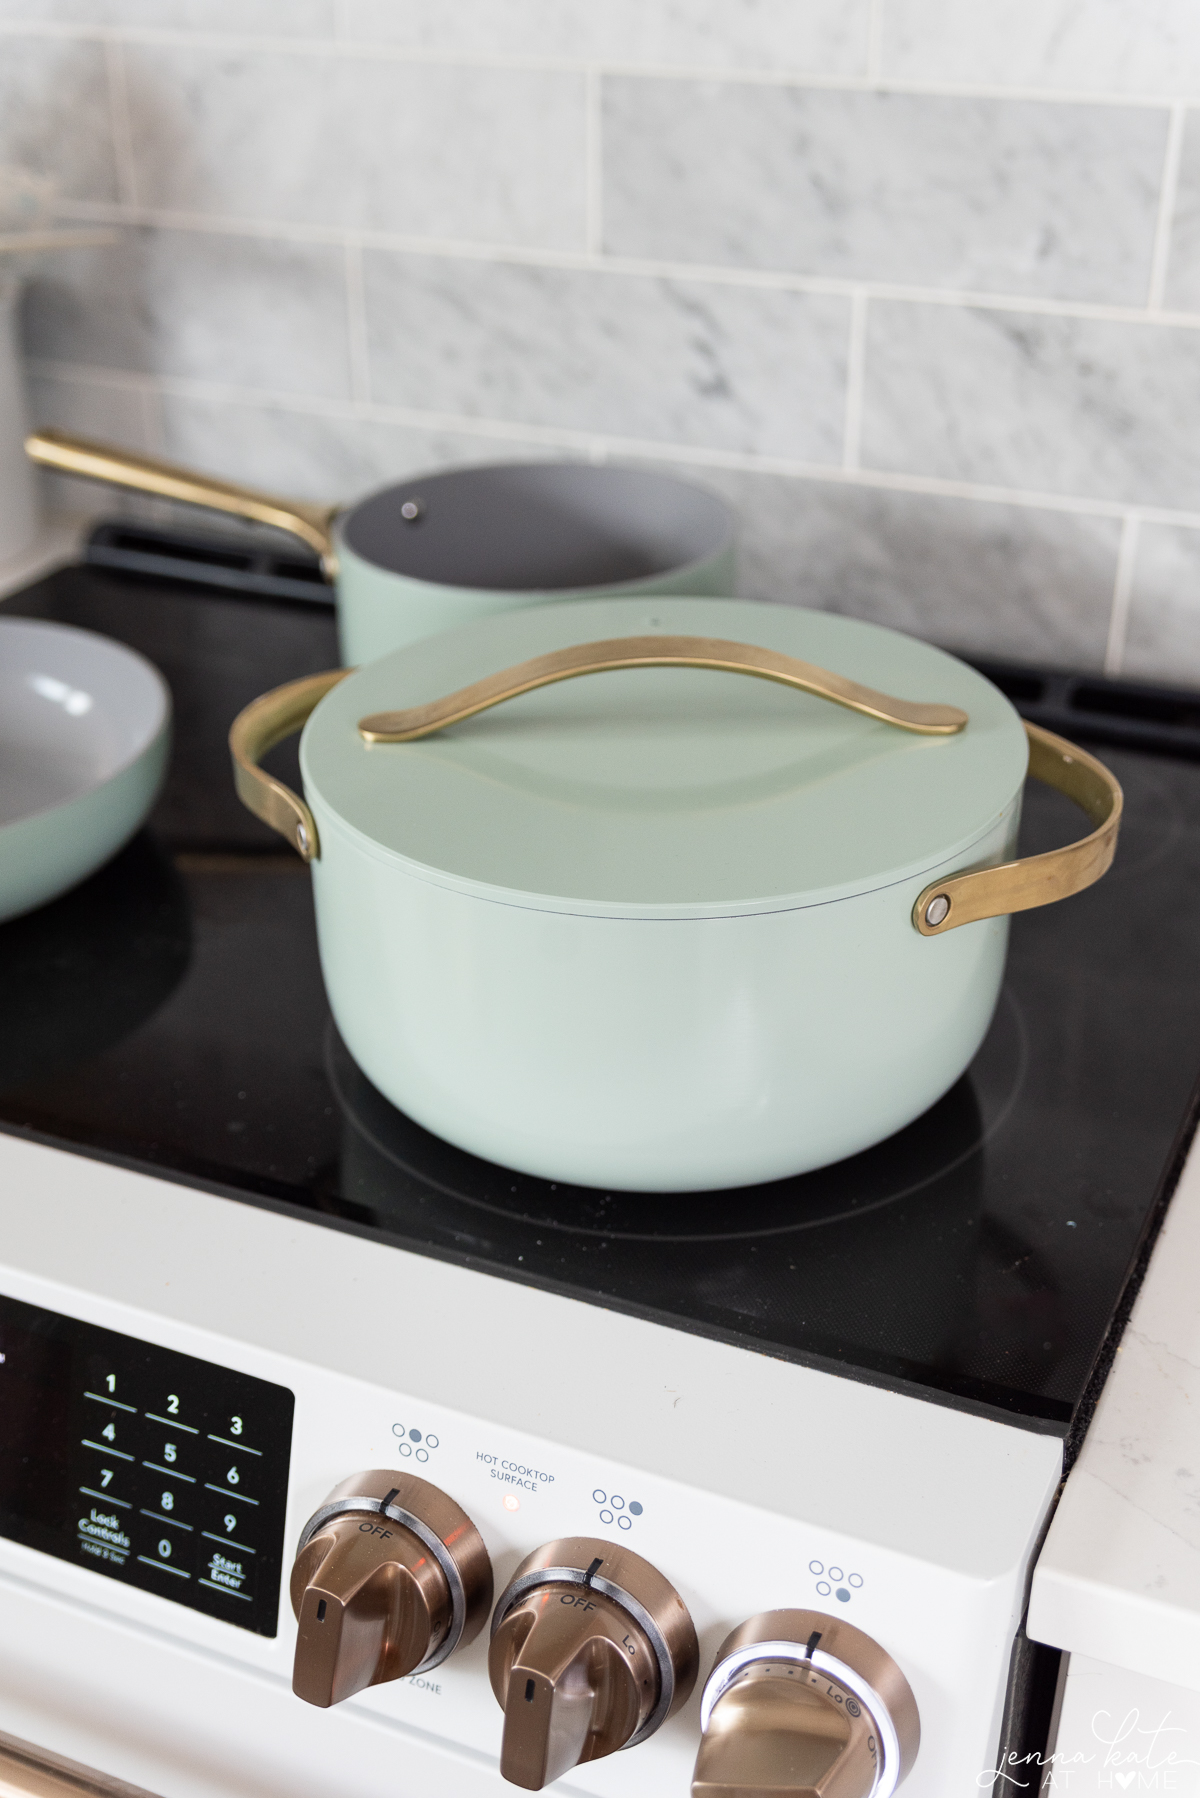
[1,562,1199,1797]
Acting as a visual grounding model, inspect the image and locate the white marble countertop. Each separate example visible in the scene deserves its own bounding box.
[1029,1131,1200,1692]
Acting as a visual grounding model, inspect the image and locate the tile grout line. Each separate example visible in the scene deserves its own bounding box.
[103,37,138,211]
[3,19,1199,110]
[343,238,372,407]
[584,66,603,257]
[1147,103,1188,309]
[1104,513,1142,675]
[48,199,1200,330]
[28,356,1200,535]
[841,292,869,470]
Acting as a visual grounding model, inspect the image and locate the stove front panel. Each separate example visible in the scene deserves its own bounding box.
[0,1132,1062,1798]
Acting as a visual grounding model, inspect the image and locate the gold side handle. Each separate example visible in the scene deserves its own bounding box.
[25,429,340,573]
[357,635,970,742]
[914,722,1122,936]
[229,669,350,862]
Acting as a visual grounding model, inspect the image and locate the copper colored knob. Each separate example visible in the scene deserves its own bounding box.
[692,1610,919,1798]
[290,1469,492,1708]
[489,1536,699,1791]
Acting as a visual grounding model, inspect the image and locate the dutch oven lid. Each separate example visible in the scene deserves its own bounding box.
[300,597,1028,919]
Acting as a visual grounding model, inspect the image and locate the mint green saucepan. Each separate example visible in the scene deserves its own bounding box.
[230,597,1121,1192]
[26,432,736,666]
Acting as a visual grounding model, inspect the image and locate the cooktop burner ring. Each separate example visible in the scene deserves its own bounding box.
[326,988,1028,1243]
[10,560,1193,1428]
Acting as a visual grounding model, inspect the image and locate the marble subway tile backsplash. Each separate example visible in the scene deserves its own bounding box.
[879,0,1200,97]
[0,35,118,205]
[337,0,873,77]
[1123,525,1200,680]
[861,303,1200,510]
[603,80,1167,304]
[25,230,353,397]
[645,460,1122,666]
[155,389,559,503]
[121,45,589,248]
[1163,116,1200,313]
[5,3,336,29]
[362,254,849,459]
[6,0,1200,683]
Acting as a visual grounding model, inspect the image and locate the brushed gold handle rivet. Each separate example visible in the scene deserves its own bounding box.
[911,725,1121,936]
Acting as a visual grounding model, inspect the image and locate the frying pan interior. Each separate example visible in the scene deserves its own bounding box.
[343,462,733,592]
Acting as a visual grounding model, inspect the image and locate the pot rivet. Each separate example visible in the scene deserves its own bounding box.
[296,821,310,855]
[925,893,950,928]
[400,499,423,523]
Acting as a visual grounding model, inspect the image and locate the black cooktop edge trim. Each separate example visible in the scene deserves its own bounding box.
[0,1116,1070,1440]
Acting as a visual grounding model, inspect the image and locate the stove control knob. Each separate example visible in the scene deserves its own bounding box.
[290,1469,492,1708]
[693,1610,919,1798]
[489,1537,699,1790]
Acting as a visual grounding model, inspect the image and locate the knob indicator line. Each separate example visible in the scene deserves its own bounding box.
[289,1470,492,1709]
[694,1611,919,1798]
[490,1537,699,1789]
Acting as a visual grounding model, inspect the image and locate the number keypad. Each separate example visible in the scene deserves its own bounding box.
[0,1293,292,1637]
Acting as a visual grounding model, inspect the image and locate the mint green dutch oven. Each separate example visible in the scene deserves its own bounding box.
[230,597,1121,1192]
[26,433,736,667]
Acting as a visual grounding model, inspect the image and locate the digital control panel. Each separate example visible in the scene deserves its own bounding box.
[0,1293,293,1636]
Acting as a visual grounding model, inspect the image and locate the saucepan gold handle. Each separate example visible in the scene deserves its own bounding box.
[913,723,1122,936]
[355,635,970,741]
[229,670,349,862]
[25,428,340,573]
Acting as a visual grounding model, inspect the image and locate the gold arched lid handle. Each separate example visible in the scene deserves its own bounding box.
[914,722,1122,935]
[356,635,970,742]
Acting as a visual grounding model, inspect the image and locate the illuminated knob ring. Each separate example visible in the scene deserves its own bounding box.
[297,1494,468,1674]
[491,1564,678,1749]
[700,1642,903,1798]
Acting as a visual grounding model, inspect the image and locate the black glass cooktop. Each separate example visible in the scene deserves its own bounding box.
[4,563,1200,1447]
